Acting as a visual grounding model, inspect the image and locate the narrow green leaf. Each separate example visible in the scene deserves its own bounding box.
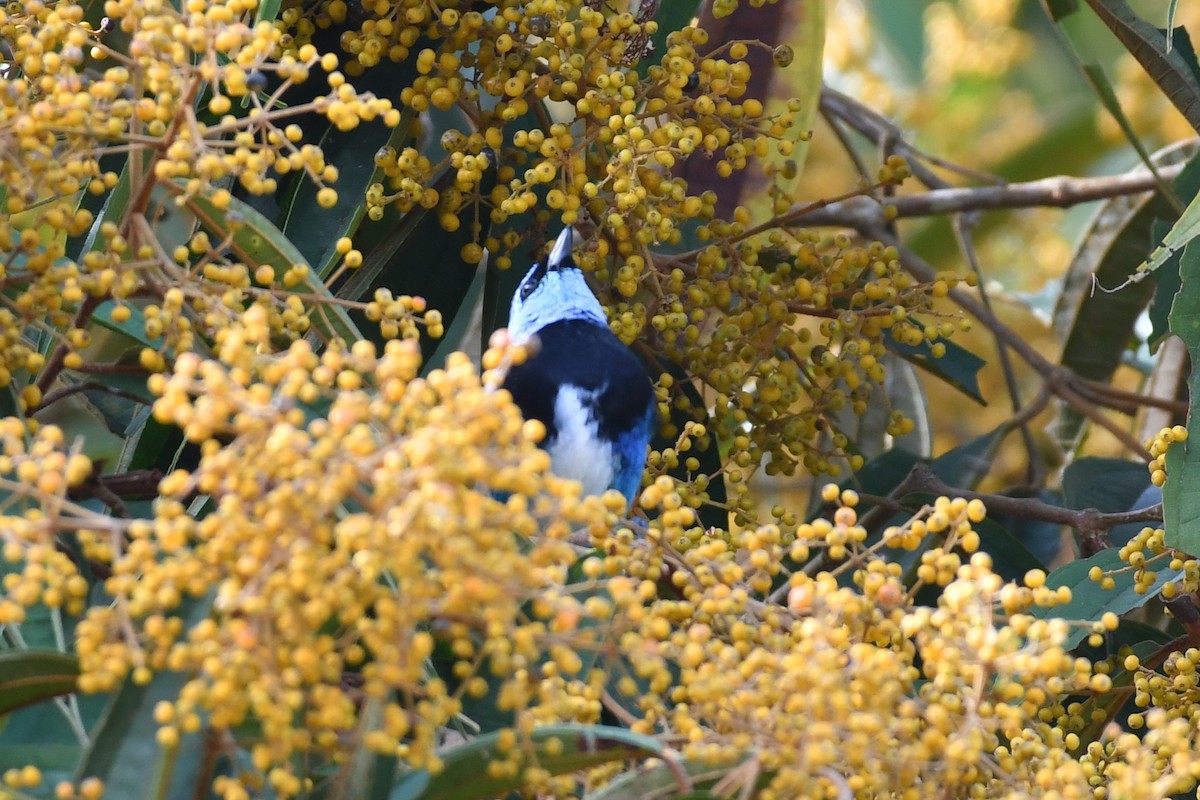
[1148,217,1183,346]
[1054,144,1200,449]
[281,108,417,280]
[1140,188,1200,275]
[971,517,1049,579]
[986,489,1066,567]
[0,385,17,418]
[1164,237,1200,554]
[422,260,485,372]
[388,771,430,800]
[587,753,753,800]
[0,689,110,753]
[649,357,728,530]
[1029,549,1181,649]
[1080,64,1180,209]
[1137,146,1200,311]
[338,697,400,800]
[1045,0,1080,20]
[884,335,987,405]
[831,356,932,461]
[334,153,497,362]
[1083,0,1200,133]
[1167,24,1200,84]
[67,157,134,262]
[91,301,155,348]
[180,183,363,344]
[930,424,1007,489]
[845,448,922,502]
[254,0,282,25]
[1062,458,1151,513]
[640,0,703,80]
[0,744,82,773]
[76,591,215,799]
[1167,0,1180,52]
[117,410,186,475]
[389,725,662,800]
[0,651,80,715]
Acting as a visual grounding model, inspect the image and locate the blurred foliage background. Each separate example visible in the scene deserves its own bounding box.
[8,0,1200,797]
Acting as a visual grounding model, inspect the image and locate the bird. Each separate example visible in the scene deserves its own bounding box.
[502,227,656,506]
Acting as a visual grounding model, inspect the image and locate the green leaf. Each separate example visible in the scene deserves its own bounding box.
[1029,549,1181,649]
[983,490,1064,569]
[587,753,753,800]
[1054,179,1163,389]
[76,591,215,799]
[884,335,986,405]
[1072,637,1163,747]
[838,425,1005,519]
[1062,458,1151,513]
[0,651,80,716]
[1163,237,1200,554]
[1061,458,1157,548]
[422,261,485,373]
[971,517,1049,580]
[1053,143,1200,446]
[332,155,497,363]
[1083,0,1200,133]
[389,725,663,800]
[640,0,704,80]
[337,697,400,800]
[829,356,931,461]
[930,423,1007,489]
[1045,0,1080,20]
[648,358,728,531]
[1167,0,1180,52]
[254,0,282,25]
[67,157,134,262]
[1080,64,1181,206]
[179,183,363,345]
[846,448,922,500]
[1147,191,1200,277]
[280,109,417,280]
[91,301,156,349]
[1149,217,1185,347]
[0,744,82,774]
[835,428,1006,574]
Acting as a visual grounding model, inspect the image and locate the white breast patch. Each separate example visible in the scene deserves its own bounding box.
[547,385,615,497]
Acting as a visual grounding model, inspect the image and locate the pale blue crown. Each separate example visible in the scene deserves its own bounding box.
[502,228,655,505]
[507,228,607,343]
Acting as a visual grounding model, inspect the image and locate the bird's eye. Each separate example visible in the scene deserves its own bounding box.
[519,277,539,300]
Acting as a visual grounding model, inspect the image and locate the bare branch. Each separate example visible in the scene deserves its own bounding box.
[867,462,1161,534]
[784,165,1186,229]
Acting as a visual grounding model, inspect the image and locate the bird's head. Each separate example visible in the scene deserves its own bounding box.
[507,227,608,343]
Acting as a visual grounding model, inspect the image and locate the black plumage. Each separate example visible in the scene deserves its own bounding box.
[503,320,653,445]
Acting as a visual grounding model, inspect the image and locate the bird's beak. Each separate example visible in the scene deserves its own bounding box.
[549,226,575,268]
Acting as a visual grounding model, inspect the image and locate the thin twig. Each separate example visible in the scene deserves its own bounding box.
[952,215,1041,484]
[34,295,102,395]
[33,380,150,413]
[819,106,873,184]
[820,85,1005,187]
[878,236,1153,459]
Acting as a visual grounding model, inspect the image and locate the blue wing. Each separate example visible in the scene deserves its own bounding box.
[611,403,655,504]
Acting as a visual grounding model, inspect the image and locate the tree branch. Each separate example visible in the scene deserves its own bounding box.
[782,165,1185,229]
[868,462,1160,541]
